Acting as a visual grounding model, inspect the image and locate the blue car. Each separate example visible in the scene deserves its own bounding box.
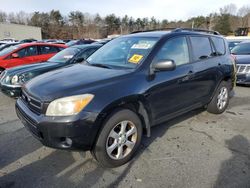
[231,41,250,85]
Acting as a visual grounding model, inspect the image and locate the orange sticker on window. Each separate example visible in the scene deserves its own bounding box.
[128,54,143,64]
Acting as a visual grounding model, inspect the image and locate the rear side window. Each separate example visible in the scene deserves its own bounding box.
[17,48,26,58]
[190,37,213,61]
[211,37,226,55]
[40,46,59,55]
[154,37,190,66]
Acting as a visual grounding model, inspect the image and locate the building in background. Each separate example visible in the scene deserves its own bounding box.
[0,23,42,40]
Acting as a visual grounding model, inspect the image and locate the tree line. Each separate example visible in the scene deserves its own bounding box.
[0,3,249,39]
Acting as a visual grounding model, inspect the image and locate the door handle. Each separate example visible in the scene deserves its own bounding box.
[178,70,194,83]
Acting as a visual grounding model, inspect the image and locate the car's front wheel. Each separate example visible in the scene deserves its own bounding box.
[92,109,142,168]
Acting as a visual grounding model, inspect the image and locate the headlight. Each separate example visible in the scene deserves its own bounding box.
[19,72,34,83]
[46,94,94,116]
[11,75,19,85]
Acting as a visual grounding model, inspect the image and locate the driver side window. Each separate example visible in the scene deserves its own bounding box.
[17,48,26,58]
[154,37,190,66]
[16,46,38,58]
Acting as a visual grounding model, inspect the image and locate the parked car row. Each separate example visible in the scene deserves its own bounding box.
[0,43,67,74]
[0,42,20,52]
[0,44,102,97]
[0,38,98,46]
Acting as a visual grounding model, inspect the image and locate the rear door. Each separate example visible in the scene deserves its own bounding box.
[188,36,223,103]
[146,36,196,124]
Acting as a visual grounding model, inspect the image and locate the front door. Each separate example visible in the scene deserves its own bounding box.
[6,46,38,68]
[145,36,196,125]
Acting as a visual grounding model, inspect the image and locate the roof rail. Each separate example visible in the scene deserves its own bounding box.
[172,28,220,35]
[130,27,176,34]
[131,27,220,35]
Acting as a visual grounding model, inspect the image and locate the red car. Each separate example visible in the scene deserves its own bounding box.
[0,43,66,73]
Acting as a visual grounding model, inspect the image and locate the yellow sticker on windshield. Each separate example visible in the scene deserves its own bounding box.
[128,54,143,64]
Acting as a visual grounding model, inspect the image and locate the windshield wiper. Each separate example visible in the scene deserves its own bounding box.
[90,63,112,69]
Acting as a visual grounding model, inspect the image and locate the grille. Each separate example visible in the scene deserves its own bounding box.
[16,105,43,139]
[21,90,42,115]
[0,71,6,82]
[236,64,250,74]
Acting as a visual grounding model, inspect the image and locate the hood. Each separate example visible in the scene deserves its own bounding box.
[25,64,131,101]
[235,55,250,65]
[5,62,63,76]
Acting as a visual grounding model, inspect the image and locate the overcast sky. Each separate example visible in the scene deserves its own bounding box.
[0,0,249,20]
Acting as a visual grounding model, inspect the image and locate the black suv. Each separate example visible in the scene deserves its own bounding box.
[16,29,235,167]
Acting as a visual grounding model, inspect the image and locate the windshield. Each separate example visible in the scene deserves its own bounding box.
[87,37,159,69]
[231,43,250,55]
[0,45,20,56]
[48,47,81,63]
[228,41,241,50]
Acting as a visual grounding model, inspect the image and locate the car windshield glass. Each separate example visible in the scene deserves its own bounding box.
[0,45,20,56]
[87,37,158,69]
[231,43,250,55]
[48,47,81,63]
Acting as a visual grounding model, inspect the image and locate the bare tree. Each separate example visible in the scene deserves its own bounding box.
[0,10,7,22]
[238,6,250,27]
[220,4,237,15]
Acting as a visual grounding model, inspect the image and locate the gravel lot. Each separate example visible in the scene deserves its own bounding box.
[0,86,250,188]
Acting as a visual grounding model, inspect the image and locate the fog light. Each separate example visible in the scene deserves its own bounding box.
[61,137,73,148]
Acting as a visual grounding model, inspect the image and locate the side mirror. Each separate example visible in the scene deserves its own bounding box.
[153,59,176,72]
[12,53,19,58]
[74,57,85,63]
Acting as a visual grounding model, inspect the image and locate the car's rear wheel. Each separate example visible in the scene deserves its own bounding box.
[92,109,142,168]
[207,81,230,114]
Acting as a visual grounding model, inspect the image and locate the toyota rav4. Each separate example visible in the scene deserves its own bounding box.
[16,28,236,167]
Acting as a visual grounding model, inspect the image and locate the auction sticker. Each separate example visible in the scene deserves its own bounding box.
[128,54,143,64]
[131,43,152,49]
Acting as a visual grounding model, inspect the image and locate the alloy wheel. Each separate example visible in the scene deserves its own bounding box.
[106,120,138,160]
[217,87,228,110]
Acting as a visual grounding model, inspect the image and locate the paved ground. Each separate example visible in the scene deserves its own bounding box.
[0,86,250,188]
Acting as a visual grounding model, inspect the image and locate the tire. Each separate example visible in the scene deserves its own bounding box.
[207,81,230,114]
[92,109,142,168]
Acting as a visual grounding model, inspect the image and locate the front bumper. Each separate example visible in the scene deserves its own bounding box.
[0,84,21,98]
[16,98,100,151]
[236,73,250,85]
